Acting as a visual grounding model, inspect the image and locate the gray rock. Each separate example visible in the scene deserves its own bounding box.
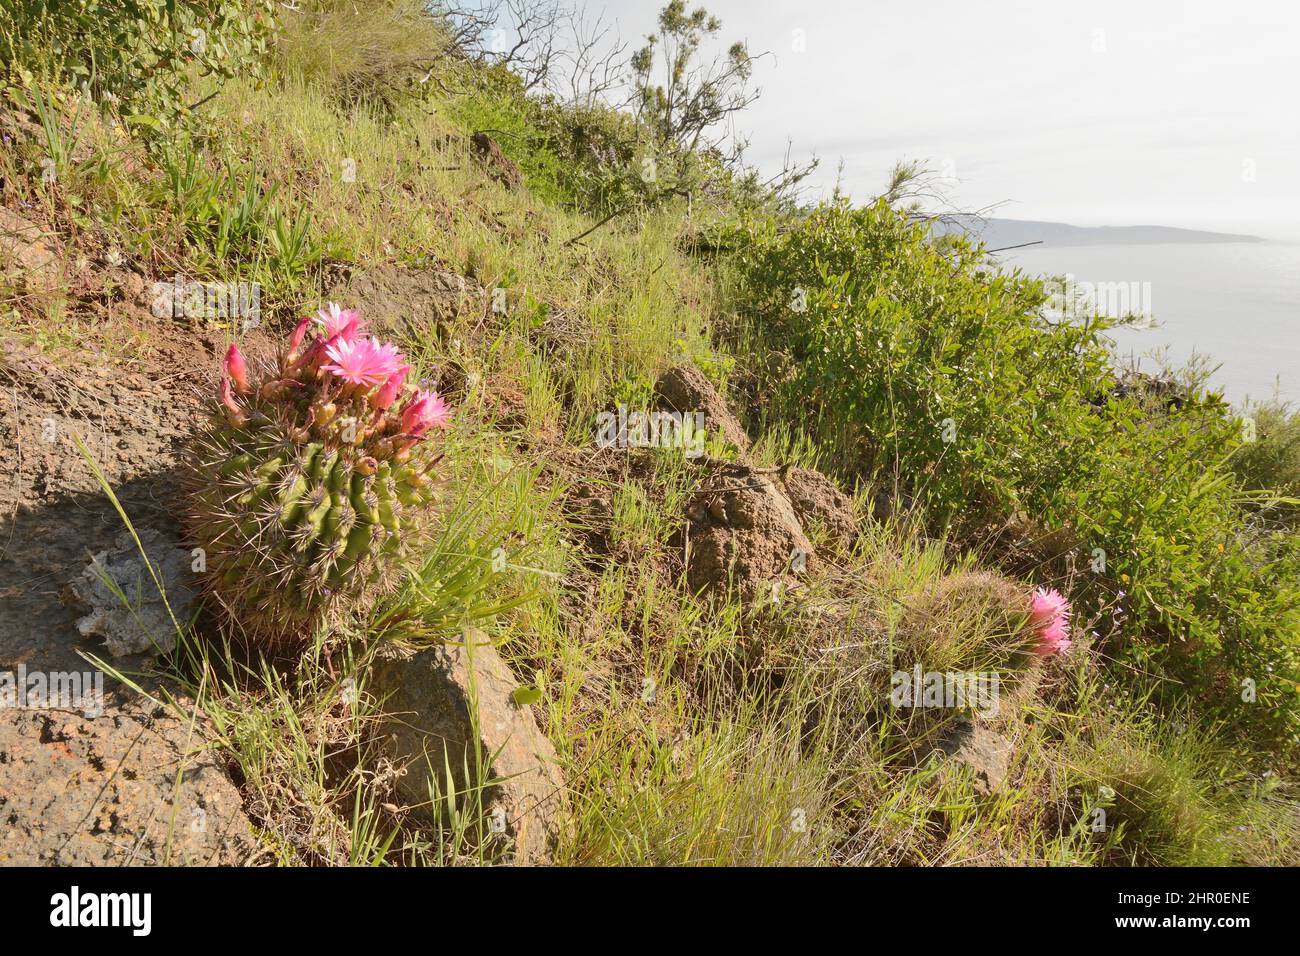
[64,528,196,658]
[372,632,564,864]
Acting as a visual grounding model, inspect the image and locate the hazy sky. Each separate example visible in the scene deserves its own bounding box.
[593,0,1300,238]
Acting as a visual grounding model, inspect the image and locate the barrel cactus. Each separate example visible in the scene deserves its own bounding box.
[185,304,450,644]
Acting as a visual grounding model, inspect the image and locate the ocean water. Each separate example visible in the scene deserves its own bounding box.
[999,242,1300,408]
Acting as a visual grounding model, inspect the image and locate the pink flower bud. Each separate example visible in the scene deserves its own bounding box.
[304,334,340,375]
[305,337,327,369]
[225,344,250,394]
[371,365,410,410]
[288,316,311,354]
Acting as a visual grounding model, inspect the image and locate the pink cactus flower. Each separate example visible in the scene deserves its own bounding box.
[225,344,250,394]
[1029,587,1070,629]
[315,302,363,341]
[1028,586,1072,657]
[401,389,451,436]
[320,337,405,388]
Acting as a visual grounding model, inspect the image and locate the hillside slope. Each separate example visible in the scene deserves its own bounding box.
[1,1,1296,866]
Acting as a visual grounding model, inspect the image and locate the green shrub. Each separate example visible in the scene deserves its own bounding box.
[1234,400,1300,528]
[0,0,276,125]
[442,65,658,217]
[728,199,1300,757]
[525,97,656,215]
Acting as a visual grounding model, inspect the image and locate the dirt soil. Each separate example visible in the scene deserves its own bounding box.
[0,297,264,863]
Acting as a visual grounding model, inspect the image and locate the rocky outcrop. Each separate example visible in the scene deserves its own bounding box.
[0,332,257,866]
[0,703,255,865]
[372,633,564,864]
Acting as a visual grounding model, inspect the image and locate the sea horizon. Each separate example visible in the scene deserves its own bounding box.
[999,240,1299,408]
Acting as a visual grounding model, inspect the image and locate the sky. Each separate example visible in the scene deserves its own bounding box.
[588,0,1300,238]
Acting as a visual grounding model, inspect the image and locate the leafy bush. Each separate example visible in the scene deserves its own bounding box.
[1234,400,1300,528]
[0,0,276,125]
[526,96,657,215]
[729,199,1300,757]
[730,201,1117,516]
[443,64,657,216]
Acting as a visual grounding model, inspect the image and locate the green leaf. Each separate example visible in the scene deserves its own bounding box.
[511,686,543,707]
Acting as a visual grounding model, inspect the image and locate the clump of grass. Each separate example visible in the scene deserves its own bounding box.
[1060,710,1233,866]
[558,669,839,866]
[271,0,455,107]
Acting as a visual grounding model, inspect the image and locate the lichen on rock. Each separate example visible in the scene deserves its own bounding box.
[64,527,196,658]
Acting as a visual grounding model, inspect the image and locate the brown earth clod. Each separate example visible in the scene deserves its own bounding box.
[654,364,751,455]
[684,461,814,604]
[470,132,524,191]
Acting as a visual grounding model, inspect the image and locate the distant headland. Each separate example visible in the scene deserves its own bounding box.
[936,216,1265,249]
